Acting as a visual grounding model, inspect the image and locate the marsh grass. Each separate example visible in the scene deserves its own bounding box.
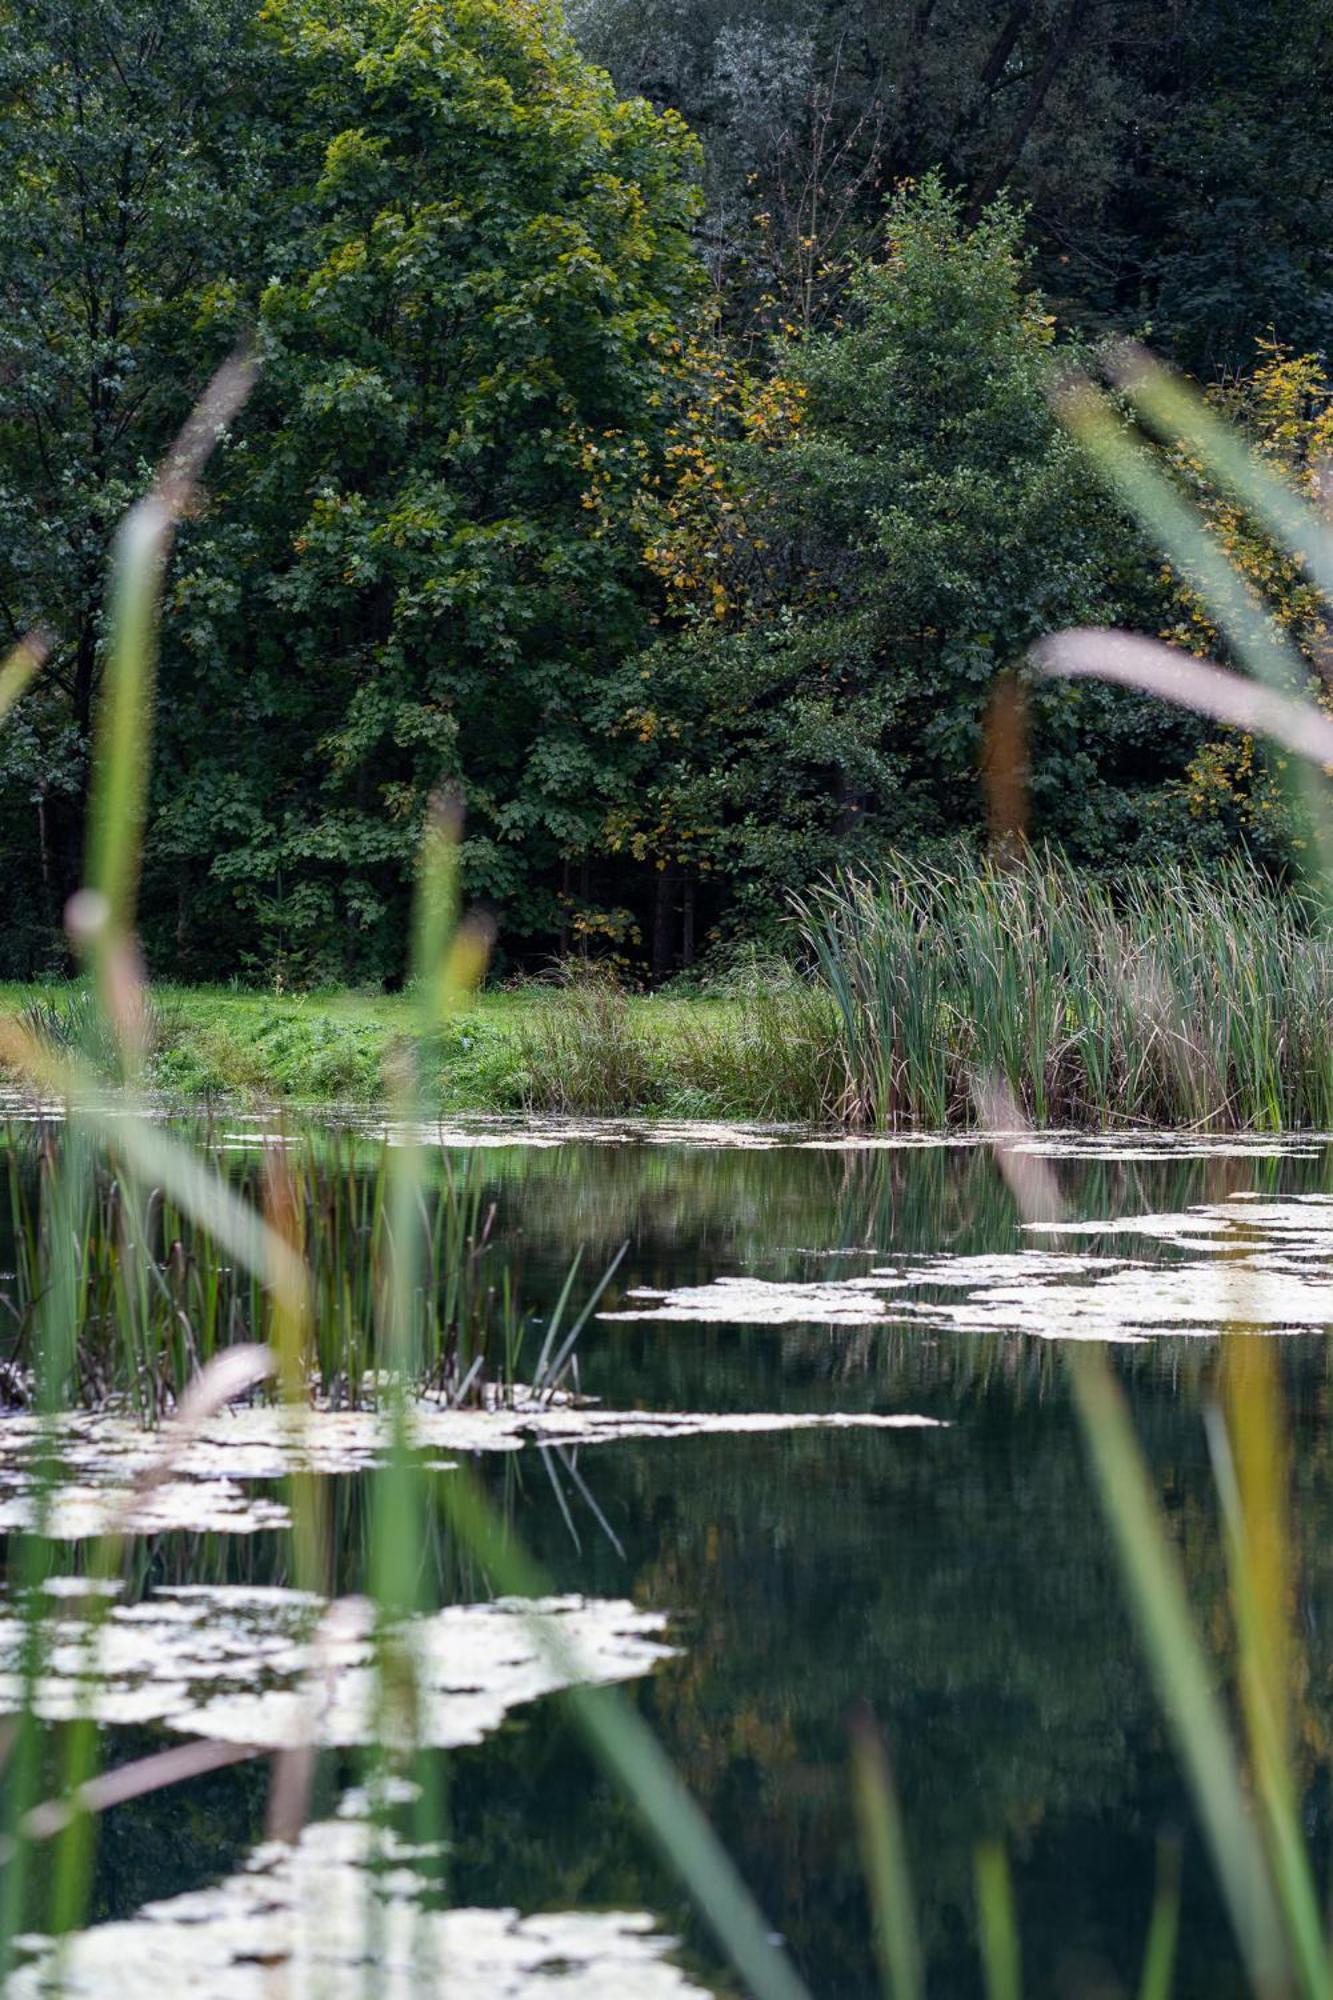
[0,1124,556,1414]
[801,853,1333,1131]
[512,966,843,1120]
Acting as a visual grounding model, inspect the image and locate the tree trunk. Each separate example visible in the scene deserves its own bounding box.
[964,0,1088,222]
[651,863,677,982]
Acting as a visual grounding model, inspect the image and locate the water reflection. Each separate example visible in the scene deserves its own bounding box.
[4,1129,1333,1996]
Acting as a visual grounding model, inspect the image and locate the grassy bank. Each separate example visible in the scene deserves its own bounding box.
[9,852,1333,1130]
[0,977,843,1121]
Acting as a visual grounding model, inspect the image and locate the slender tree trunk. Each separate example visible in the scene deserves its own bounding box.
[651,863,677,982]
[964,0,1088,222]
[176,864,191,956]
[36,795,56,935]
[558,859,571,957]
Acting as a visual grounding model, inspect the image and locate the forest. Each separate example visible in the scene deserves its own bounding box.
[3,0,1332,986]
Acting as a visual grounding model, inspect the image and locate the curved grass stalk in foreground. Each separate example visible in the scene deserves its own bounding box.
[1002,356,1333,1998]
[980,1079,1303,1997]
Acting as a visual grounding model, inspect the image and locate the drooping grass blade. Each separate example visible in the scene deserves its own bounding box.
[849,1702,922,2000]
[974,1842,1020,2000]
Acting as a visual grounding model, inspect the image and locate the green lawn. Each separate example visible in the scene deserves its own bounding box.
[0,981,808,1117]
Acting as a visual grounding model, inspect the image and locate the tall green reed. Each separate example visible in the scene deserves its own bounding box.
[957,345,1333,1998]
[0,1121,553,1412]
[800,851,1333,1131]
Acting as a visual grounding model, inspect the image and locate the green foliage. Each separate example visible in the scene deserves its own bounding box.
[622,184,1199,939]
[146,0,703,981]
[0,0,704,980]
[1137,0,1333,372]
[570,0,1333,368]
[0,2,1328,982]
[0,0,282,959]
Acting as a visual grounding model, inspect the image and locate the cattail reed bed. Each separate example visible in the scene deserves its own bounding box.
[0,1125,576,1417]
[799,854,1333,1131]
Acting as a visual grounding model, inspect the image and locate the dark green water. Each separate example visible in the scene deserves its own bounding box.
[9,1125,1333,1997]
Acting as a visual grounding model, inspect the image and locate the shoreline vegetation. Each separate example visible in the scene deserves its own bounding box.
[6,854,1333,1131]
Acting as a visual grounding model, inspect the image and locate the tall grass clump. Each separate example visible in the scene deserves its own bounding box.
[511,968,661,1114]
[800,852,1333,1130]
[0,1125,553,1414]
[512,963,844,1121]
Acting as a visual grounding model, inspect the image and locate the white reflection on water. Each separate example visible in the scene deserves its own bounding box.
[603,1192,1333,1343]
[0,1406,940,1537]
[9,1791,708,1998]
[9,1095,1326,1155]
[0,1584,676,1746]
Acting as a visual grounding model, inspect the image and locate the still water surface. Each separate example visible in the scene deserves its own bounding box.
[6,1122,1333,1997]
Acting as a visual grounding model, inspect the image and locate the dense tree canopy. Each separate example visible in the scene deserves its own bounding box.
[613,184,1202,959]
[0,0,702,979]
[568,0,1333,369]
[0,0,1327,980]
[0,0,284,963]
[148,0,702,980]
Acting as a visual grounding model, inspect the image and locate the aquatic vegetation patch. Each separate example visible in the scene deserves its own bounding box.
[8,1792,708,1998]
[1006,1136,1324,1162]
[0,1404,942,1536]
[0,1585,676,1747]
[604,1196,1333,1342]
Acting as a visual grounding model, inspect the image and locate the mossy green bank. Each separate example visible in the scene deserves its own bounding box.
[0,979,842,1122]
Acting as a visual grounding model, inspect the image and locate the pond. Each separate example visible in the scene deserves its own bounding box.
[4,1118,1333,1997]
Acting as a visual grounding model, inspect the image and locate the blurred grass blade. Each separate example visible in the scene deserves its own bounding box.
[0,631,49,731]
[1068,1345,1289,1993]
[982,1099,1291,1993]
[974,1842,1020,2000]
[849,1703,922,2000]
[1204,1397,1329,1998]
[1221,1339,1291,1771]
[0,1015,305,1301]
[1137,1836,1182,2000]
[1032,630,1333,767]
[86,351,256,956]
[9,1739,263,1857]
[1108,343,1333,614]
[1055,372,1333,891]
[1056,375,1312,700]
